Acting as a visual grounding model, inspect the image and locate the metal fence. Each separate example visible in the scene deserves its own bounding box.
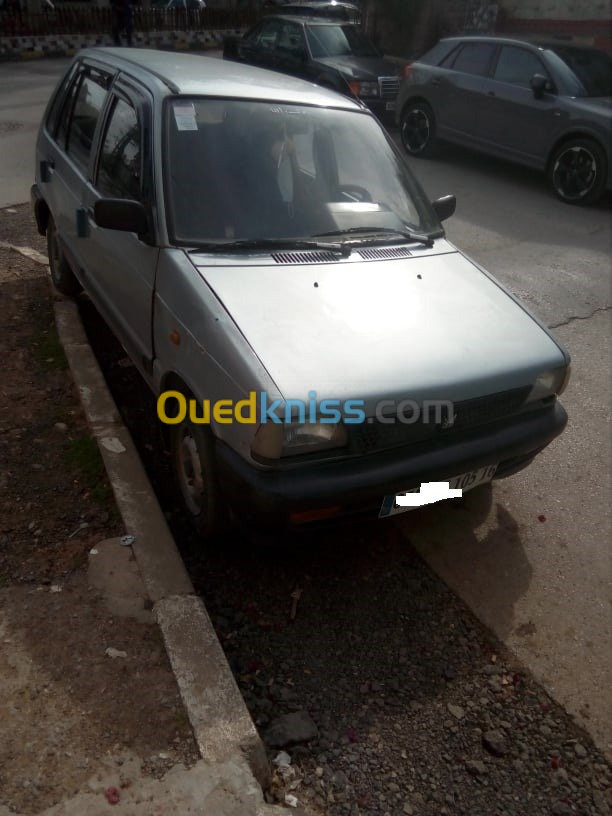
[0,6,256,37]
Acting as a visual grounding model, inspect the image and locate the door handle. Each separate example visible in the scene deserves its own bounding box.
[487,90,496,97]
[431,78,441,86]
[40,159,54,183]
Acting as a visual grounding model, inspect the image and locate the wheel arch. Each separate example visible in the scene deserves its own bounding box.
[399,95,434,121]
[546,130,607,175]
[33,196,50,237]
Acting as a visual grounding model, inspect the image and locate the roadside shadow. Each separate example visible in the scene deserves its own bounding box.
[396,485,533,641]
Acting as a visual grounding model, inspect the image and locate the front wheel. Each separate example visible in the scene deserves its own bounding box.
[399,101,437,158]
[170,411,226,539]
[548,138,607,205]
[47,216,82,297]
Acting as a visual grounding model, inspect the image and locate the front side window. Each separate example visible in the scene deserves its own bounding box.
[493,46,549,86]
[164,99,438,245]
[256,19,282,49]
[277,21,306,56]
[451,42,496,76]
[97,97,141,201]
[66,69,110,174]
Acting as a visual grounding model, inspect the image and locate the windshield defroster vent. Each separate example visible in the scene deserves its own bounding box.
[357,246,413,260]
[271,250,340,264]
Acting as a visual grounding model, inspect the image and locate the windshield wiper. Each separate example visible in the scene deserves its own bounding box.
[187,238,351,257]
[314,226,434,248]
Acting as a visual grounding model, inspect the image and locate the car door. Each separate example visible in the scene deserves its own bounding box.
[434,41,497,141]
[479,45,561,164]
[42,63,113,274]
[79,79,158,372]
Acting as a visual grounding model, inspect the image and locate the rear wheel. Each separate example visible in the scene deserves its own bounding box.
[400,101,437,158]
[170,403,226,539]
[548,137,607,205]
[47,216,81,296]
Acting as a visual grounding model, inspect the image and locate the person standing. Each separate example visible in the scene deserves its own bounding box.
[111,0,134,47]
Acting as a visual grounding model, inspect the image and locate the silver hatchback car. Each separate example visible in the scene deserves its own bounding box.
[32,48,569,536]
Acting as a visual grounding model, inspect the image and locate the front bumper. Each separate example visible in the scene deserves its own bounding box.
[362,95,397,122]
[215,400,567,532]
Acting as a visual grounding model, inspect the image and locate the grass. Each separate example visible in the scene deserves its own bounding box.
[63,434,117,511]
[30,325,68,371]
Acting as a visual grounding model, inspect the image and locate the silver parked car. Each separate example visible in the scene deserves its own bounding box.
[396,36,612,204]
[32,49,569,537]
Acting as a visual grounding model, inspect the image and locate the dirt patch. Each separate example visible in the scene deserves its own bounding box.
[0,204,199,814]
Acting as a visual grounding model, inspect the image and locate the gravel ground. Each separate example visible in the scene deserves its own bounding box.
[76,293,612,816]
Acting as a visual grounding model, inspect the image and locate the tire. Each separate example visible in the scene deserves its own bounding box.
[170,404,226,539]
[400,101,437,158]
[47,217,82,297]
[548,137,607,205]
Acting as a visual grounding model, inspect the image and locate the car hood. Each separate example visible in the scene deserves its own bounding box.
[569,96,612,118]
[192,245,566,409]
[315,54,399,80]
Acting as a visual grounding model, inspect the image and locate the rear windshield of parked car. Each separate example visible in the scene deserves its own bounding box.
[164,99,438,245]
[305,24,379,58]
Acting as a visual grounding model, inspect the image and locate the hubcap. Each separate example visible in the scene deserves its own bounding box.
[177,427,204,516]
[402,108,430,153]
[552,146,597,200]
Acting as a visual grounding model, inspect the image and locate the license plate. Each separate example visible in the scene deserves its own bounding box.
[379,464,497,518]
[385,101,396,111]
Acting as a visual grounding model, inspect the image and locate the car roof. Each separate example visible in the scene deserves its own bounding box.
[266,13,353,24]
[444,34,545,48]
[80,47,361,109]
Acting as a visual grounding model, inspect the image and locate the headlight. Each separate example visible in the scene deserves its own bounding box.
[251,422,347,460]
[348,80,379,98]
[527,366,571,402]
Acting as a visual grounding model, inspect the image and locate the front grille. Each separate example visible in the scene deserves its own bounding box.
[271,250,339,264]
[357,246,412,260]
[379,76,400,99]
[347,386,532,456]
[448,386,531,432]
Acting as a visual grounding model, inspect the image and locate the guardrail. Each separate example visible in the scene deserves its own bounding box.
[0,6,256,36]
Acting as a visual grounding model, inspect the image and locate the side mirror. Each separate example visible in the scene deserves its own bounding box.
[530,73,553,99]
[432,194,456,222]
[93,198,148,236]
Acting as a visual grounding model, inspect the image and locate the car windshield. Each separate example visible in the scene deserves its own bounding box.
[547,46,612,97]
[305,24,379,58]
[164,99,439,246]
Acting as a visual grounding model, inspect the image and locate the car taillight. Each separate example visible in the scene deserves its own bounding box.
[348,80,361,96]
[402,63,413,80]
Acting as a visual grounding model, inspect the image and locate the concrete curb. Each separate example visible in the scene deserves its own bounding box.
[47,286,273,792]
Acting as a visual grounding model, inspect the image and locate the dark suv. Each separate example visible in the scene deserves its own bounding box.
[224,14,401,119]
[396,36,612,204]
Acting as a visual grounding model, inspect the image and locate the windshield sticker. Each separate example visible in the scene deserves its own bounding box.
[173,102,197,131]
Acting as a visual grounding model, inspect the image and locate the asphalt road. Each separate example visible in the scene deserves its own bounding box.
[1,56,610,758]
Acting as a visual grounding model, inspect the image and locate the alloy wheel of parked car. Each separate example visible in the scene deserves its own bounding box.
[47,216,82,296]
[400,101,437,158]
[549,138,607,205]
[170,410,224,537]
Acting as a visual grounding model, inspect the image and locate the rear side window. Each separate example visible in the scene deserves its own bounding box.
[493,46,549,86]
[419,40,459,66]
[46,62,79,138]
[66,69,110,175]
[97,97,142,201]
[450,42,496,76]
